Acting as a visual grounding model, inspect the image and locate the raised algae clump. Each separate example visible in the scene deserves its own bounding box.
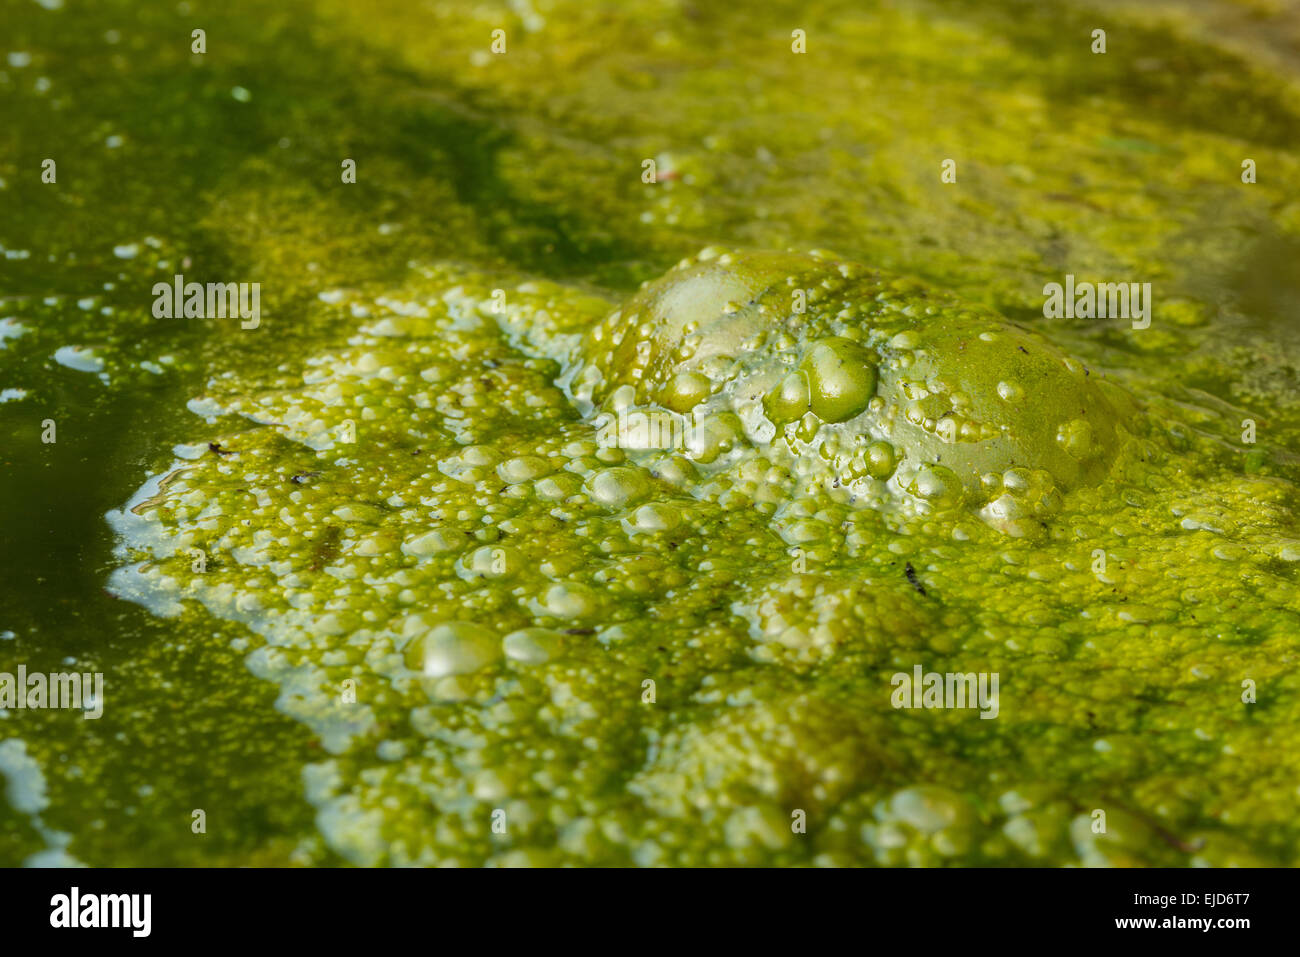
[107,251,1300,866]
[572,248,1137,537]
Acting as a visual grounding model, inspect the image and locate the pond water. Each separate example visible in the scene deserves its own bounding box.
[1,0,1298,865]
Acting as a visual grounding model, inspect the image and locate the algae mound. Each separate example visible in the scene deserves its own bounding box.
[574,248,1136,536]
[104,251,1300,866]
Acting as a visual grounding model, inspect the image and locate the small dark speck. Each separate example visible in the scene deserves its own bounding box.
[565,628,596,635]
[1017,346,1029,354]
[904,561,927,596]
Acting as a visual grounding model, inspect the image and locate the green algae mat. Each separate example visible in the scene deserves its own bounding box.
[2,0,1299,867]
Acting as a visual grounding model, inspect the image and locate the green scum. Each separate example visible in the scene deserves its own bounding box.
[1,0,1298,865]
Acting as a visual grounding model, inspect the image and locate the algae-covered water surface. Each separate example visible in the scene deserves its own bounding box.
[2,0,1299,869]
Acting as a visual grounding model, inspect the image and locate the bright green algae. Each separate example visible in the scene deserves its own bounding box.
[2,0,1300,866]
[105,249,1300,866]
